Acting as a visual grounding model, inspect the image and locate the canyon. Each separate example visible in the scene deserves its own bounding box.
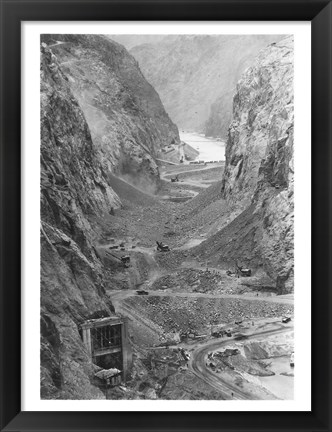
[110,35,283,138]
[40,35,294,400]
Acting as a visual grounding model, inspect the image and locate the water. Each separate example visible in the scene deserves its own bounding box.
[180,132,226,162]
[258,356,294,400]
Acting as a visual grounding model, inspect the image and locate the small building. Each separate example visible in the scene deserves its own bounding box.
[80,316,132,382]
[94,368,122,387]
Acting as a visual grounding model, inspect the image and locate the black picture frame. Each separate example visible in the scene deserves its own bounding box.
[1,0,331,431]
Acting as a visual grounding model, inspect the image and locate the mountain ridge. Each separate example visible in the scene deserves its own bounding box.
[121,35,284,137]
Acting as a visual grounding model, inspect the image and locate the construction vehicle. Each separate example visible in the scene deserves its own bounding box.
[105,251,130,268]
[235,261,251,277]
[156,241,170,252]
[171,175,179,182]
[180,348,190,361]
[212,330,223,338]
[233,332,248,340]
[136,289,149,295]
[121,255,130,266]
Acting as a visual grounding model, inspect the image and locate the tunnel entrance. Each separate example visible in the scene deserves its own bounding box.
[95,351,123,370]
[80,316,132,382]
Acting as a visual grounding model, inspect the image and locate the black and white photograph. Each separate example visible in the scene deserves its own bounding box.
[40,32,295,401]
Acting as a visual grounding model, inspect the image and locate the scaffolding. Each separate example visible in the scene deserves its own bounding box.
[80,316,132,381]
[92,324,121,352]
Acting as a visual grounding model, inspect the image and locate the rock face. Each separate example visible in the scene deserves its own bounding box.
[204,92,234,138]
[40,43,122,399]
[196,36,294,293]
[222,36,294,292]
[125,35,282,137]
[41,34,180,191]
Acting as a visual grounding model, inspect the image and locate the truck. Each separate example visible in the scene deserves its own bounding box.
[136,289,149,295]
[235,261,252,277]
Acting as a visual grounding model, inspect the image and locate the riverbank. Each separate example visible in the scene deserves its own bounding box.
[180,132,226,162]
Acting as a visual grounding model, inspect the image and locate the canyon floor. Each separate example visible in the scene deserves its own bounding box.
[95,162,294,400]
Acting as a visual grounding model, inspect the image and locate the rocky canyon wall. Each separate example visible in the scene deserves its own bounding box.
[222,36,294,292]
[41,34,180,191]
[196,36,294,293]
[40,42,125,399]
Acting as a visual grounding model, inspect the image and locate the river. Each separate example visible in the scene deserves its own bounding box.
[180,132,226,162]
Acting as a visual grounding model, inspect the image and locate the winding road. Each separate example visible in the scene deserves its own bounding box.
[188,325,293,400]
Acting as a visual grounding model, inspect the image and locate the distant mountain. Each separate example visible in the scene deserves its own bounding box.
[107,34,169,50]
[123,35,283,138]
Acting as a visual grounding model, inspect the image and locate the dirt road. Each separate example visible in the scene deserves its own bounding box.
[109,289,294,306]
[160,164,219,193]
[188,325,293,400]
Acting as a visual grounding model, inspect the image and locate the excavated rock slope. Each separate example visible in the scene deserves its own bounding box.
[40,43,124,399]
[41,34,180,191]
[196,36,294,293]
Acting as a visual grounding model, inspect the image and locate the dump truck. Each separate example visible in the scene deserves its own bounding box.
[171,175,179,182]
[156,241,170,252]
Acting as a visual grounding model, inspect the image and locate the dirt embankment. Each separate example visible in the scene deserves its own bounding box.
[124,296,293,343]
[97,161,294,401]
[96,165,282,294]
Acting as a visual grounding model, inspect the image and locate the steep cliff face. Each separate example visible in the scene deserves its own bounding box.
[223,36,294,292]
[40,44,121,399]
[197,37,294,293]
[41,34,180,190]
[126,35,281,137]
[204,92,233,138]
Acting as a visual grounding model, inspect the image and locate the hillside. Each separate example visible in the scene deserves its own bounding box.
[40,43,124,399]
[194,36,294,293]
[125,35,282,138]
[41,34,180,190]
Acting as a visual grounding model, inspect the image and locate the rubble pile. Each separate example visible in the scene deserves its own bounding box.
[208,348,275,377]
[151,268,225,293]
[125,296,294,337]
[155,250,187,271]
